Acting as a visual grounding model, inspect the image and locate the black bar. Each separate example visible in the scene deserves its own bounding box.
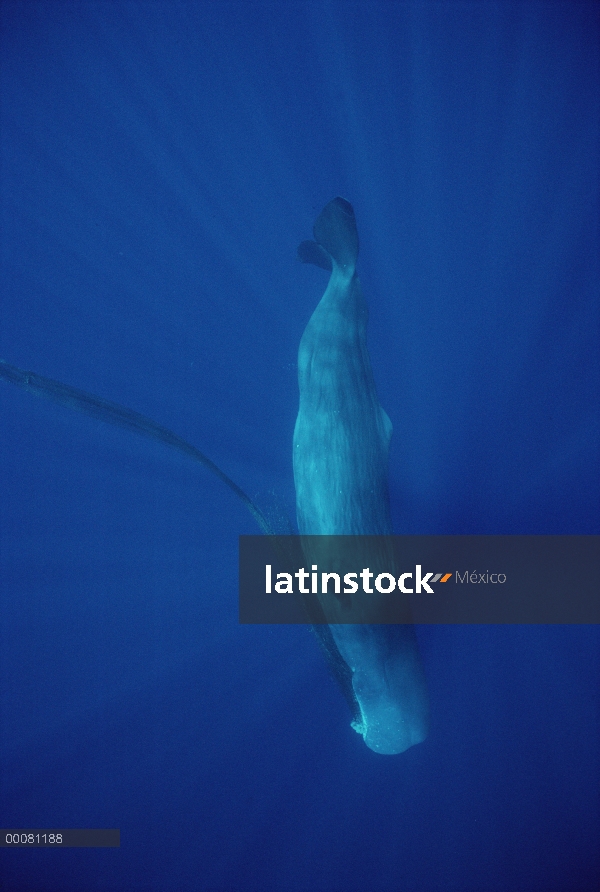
[239,535,600,624]
[0,830,120,847]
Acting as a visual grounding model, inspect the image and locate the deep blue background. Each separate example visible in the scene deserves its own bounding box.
[0,2,598,890]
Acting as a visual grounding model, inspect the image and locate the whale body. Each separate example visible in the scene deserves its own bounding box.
[294,198,429,754]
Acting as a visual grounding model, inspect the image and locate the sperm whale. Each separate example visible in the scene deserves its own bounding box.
[294,198,429,754]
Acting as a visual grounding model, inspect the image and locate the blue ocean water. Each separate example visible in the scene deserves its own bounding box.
[0,2,598,890]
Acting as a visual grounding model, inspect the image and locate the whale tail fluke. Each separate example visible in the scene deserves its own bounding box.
[297,197,359,274]
[297,239,332,271]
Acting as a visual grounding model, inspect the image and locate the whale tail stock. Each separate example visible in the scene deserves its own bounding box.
[297,197,359,274]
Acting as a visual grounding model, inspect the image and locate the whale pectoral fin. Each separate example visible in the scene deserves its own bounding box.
[380,407,393,448]
[313,197,359,272]
[297,239,332,271]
